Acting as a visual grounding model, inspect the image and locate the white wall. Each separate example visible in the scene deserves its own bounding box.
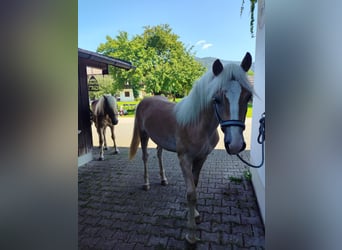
[119,89,134,101]
[250,0,265,223]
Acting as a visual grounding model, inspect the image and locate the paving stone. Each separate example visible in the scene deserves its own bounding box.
[211,222,230,233]
[243,235,265,248]
[231,224,253,236]
[146,235,169,247]
[98,218,114,228]
[221,233,244,246]
[127,232,150,244]
[222,214,241,224]
[112,242,136,250]
[133,243,151,250]
[166,237,186,249]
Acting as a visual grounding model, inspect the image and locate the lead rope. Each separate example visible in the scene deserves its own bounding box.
[237,112,265,168]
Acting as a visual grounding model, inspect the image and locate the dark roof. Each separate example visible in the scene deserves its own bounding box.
[78,48,136,70]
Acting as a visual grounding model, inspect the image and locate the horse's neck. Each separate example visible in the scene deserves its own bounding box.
[198,106,220,133]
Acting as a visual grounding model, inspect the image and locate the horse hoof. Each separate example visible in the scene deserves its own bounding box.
[142,184,150,191]
[185,234,199,246]
[161,180,168,186]
[98,157,104,161]
[113,150,119,155]
[104,147,108,150]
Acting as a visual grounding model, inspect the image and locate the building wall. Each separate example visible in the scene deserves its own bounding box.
[78,61,93,166]
[119,88,134,101]
[250,0,265,223]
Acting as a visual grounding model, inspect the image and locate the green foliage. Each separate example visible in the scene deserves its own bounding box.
[246,103,253,118]
[229,170,252,183]
[241,0,258,38]
[88,74,116,100]
[97,24,206,98]
[243,170,252,181]
[229,176,243,183]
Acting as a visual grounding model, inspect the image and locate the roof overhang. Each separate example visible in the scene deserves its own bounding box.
[78,48,136,71]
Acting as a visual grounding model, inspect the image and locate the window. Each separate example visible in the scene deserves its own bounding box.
[124,91,130,97]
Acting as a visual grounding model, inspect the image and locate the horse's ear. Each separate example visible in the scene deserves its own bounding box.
[213,59,223,76]
[240,52,252,72]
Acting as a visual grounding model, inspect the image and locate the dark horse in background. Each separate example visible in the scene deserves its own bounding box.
[129,53,254,244]
[91,94,119,160]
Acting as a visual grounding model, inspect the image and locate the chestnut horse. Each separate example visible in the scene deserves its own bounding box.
[91,94,119,160]
[129,53,254,244]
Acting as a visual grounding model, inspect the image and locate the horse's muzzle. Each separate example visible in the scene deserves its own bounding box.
[223,127,246,155]
[112,119,118,125]
[225,141,246,155]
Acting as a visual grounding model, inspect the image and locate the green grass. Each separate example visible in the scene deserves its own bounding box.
[118,99,253,118]
[229,176,243,183]
[246,103,253,118]
[117,101,139,117]
[117,100,139,107]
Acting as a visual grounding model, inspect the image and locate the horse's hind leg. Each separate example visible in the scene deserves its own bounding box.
[110,125,119,154]
[141,132,150,191]
[157,146,168,186]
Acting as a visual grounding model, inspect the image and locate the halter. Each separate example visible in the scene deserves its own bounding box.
[213,101,245,130]
[214,99,266,168]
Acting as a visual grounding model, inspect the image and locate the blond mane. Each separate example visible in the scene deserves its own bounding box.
[174,63,254,126]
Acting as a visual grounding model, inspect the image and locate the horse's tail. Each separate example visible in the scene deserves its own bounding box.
[129,116,140,160]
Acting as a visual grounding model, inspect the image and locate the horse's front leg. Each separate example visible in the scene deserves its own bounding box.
[179,154,199,244]
[97,126,105,161]
[192,157,207,224]
[157,146,168,186]
[103,126,108,150]
[110,125,119,154]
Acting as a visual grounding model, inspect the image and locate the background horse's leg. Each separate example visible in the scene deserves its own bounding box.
[140,132,150,191]
[110,124,119,154]
[157,146,168,186]
[192,157,207,224]
[103,126,108,150]
[97,126,105,160]
[179,154,199,244]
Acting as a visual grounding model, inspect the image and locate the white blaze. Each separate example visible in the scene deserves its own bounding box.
[227,81,241,120]
[226,81,243,148]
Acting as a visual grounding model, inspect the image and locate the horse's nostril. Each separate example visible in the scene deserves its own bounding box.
[241,142,246,152]
[225,141,246,155]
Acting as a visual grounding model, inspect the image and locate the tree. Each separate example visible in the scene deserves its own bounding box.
[97,24,205,99]
[97,32,143,98]
[88,75,115,100]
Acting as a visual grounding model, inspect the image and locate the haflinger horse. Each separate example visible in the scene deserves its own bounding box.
[129,52,254,244]
[91,94,119,160]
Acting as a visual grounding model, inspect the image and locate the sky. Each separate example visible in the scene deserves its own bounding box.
[78,0,256,61]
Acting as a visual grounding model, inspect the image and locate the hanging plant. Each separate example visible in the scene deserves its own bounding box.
[241,0,258,38]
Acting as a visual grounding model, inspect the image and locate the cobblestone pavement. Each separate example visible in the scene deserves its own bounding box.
[79,147,265,249]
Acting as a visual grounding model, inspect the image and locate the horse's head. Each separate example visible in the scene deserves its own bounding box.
[211,52,253,155]
[103,95,119,125]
